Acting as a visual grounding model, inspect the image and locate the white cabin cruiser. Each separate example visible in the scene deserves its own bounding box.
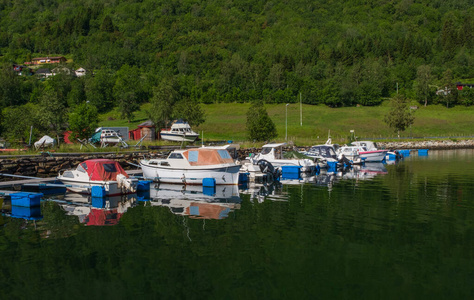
[140,147,241,185]
[252,143,316,172]
[301,144,339,168]
[160,119,199,142]
[351,140,400,160]
[338,145,387,162]
[57,159,138,196]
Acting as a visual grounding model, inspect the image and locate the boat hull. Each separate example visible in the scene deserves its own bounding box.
[160,132,199,142]
[57,178,136,196]
[359,150,388,162]
[140,163,241,185]
[262,159,315,172]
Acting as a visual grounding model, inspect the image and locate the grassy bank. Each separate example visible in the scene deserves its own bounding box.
[99,101,474,146]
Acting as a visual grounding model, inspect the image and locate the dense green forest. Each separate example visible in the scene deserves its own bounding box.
[1,0,474,142]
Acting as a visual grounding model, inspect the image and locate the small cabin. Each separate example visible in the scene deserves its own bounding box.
[129,121,156,141]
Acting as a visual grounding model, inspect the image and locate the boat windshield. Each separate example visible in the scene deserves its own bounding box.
[311,146,336,158]
[168,153,184,159]
[77,164,87,173]
[321,147,336,158]
[261,147,272,155]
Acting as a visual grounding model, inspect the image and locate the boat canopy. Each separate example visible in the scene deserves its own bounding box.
[89,130,102,144]
[262,143,286,148]
[80,159,129,181]
[182,148,234,166]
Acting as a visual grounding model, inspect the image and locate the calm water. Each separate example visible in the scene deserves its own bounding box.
[1,149,474,299]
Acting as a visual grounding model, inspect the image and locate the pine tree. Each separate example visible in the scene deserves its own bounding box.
[246,101,277,142]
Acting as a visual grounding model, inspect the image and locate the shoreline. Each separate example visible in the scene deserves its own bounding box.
[377,139,474,150]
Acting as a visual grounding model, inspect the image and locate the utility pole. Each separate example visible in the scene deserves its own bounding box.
[285,103,289,141]
[300,92,302,126]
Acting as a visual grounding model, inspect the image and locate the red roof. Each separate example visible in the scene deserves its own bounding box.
[81,159,129,181]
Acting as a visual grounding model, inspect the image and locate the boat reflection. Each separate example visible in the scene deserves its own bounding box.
[239,182,286,203]
[57,193,136,226]
[340,162,388,180]
[148,184,241,219]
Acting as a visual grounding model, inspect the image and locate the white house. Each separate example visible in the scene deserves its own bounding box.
[75,67,87,77]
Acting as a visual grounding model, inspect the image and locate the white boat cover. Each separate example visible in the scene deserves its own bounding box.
[34,135,56,149]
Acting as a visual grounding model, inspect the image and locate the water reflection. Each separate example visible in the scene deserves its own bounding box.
[240,182,285,203]
[55,193,136,226]
[147,184,241,219]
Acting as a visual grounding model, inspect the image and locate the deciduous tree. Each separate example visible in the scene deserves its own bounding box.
[1,104,38,144]
[148,80,177,128]
[113,65,142,122]
[68,102,99,141]
[38,85,68,141]
[384,95,415,138]
[414,65,432,107]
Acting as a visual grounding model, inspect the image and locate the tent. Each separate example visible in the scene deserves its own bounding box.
[34,135,56,149]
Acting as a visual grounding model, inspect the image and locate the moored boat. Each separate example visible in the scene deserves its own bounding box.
[57,159,138,196]
[160,119,199,142]
[351,140,400,161]
[338,145,387,162]
[252,143,316,172]
[140,147,241,185]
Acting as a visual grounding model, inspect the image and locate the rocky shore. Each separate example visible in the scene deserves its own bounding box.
[377,139,474,150]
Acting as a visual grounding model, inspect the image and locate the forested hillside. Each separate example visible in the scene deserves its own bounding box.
[0,0,473,141]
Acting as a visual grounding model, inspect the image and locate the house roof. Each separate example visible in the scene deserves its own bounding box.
[32,56,66,61]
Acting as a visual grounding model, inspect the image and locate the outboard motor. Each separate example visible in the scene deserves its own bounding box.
[338,154,352,168]
[256,159,281,181]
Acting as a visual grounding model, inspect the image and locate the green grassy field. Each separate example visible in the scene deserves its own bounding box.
[99,101,474,146]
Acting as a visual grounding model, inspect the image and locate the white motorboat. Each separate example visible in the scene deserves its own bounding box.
[252,143,316,172]
[301,144,339,168]
[140,147,241,185]
[100,129,122,144]
[160,119,199,142]
[57,159,138,196]
[338,145,387,162]
[351,140,399,160]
